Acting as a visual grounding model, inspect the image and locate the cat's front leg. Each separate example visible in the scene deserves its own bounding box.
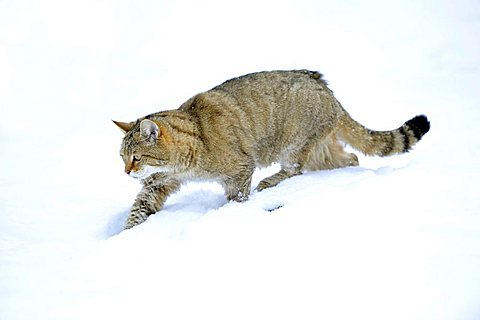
[223,168,254,203]
[124,176,181,230]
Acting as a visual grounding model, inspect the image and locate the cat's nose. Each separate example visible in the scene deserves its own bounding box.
[125,169,131,175]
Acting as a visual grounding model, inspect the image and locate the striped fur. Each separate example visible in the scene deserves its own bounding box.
[115,70,430,230]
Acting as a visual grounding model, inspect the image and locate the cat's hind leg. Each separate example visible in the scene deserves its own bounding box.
[255,138,315,192]
[255,135,359,192]
[303,135,359,171]
[256,167,301,192]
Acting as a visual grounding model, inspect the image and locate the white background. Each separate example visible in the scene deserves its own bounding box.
[1,0,479,319]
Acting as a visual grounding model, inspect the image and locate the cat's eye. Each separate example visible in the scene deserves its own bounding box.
[133,155,142,162]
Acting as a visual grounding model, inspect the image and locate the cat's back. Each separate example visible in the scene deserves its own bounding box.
[180,70,332,115]
[212,69,329,97]
[182,70,334,126]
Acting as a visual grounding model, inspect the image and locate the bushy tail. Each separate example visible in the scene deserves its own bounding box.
[337,112,430,156]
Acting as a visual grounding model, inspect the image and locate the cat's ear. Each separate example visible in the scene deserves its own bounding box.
[140,119,160,142]
[112,120,134,134]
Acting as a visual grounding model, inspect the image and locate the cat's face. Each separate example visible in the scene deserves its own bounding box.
[114,119,172,179]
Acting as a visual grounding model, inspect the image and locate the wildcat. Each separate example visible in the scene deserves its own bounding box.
[114,70,430,230]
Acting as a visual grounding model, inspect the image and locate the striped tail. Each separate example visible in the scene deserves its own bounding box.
[337,113,430,156]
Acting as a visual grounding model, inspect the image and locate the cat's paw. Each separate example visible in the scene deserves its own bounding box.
[124,211,149,230]
[255,180,273,192]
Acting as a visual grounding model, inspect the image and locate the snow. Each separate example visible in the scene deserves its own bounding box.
[1,0,480,319]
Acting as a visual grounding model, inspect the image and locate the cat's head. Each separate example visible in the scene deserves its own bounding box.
[113,119,173,179]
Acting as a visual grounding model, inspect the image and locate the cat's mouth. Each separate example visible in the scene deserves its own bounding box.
[128,170,147,180]
[129,165,171,180]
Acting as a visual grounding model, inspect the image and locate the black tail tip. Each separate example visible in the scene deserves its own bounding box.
[405,115,430,139]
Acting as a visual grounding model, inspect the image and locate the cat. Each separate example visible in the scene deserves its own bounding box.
[114,70,430,230]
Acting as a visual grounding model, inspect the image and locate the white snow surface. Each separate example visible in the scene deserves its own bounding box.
[1,0,480,319]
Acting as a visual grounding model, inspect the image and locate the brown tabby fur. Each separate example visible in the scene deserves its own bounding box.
[114,70,430,229]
